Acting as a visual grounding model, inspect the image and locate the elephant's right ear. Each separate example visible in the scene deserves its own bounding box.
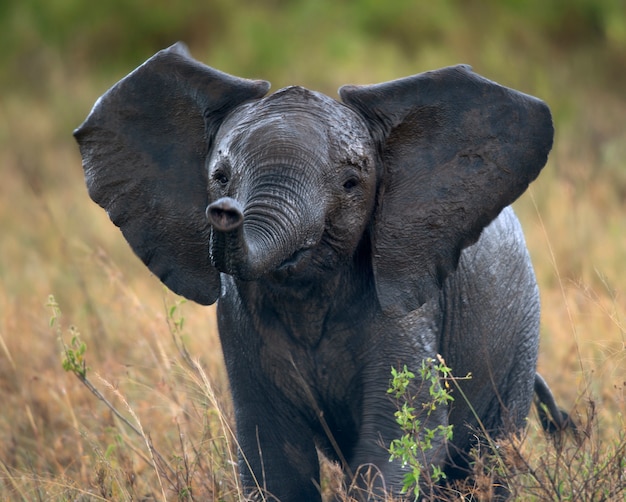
[341,65,552,317]
[74,43,270,305]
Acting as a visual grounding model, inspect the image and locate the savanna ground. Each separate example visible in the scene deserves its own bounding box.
[0,1,624,500]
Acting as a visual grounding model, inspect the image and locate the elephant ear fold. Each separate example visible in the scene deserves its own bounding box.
[340,65,553,316]
[74,43,270,305]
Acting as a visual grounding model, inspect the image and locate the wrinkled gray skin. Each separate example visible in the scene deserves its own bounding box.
[75,43,558,500]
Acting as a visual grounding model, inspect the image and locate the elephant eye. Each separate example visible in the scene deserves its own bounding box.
[213,169,229,186]
[342,175,359,192]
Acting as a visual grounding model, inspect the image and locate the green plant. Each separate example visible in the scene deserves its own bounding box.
[49,295,139,434]
[45,294,242,501]
[387,356,455,499]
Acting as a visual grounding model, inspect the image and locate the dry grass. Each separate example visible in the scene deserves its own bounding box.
[1,39,625,502]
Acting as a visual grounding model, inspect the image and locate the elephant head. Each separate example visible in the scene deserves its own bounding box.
[203,84,378,286]
[75,43,552,316]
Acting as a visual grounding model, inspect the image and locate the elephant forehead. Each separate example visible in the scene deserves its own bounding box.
[264,86,373,139]
[264,85,338,111]
[220,93,329,145]
[217,86,375,167]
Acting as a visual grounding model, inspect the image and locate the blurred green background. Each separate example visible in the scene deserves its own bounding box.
[3,0,626,92]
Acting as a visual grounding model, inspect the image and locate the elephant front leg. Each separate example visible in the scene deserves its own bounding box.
[236,414,322,501]
[346,384,451,500]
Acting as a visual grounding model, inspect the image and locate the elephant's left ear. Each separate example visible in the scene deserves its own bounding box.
[75,43,270,305]
[340,65,553,316]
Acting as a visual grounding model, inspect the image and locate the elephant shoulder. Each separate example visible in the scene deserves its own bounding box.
[449,206,539,313]
[462,206,532,273]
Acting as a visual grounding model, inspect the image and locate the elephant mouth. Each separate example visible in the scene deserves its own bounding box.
[271,247,315,280]
[277,247,314,273]
[209,218,322,281]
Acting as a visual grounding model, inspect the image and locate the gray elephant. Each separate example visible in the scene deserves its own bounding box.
[75,43,566,500]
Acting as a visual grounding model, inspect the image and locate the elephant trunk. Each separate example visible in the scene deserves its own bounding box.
[207,168,324,280]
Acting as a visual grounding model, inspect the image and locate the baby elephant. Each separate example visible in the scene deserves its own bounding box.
[75,43,565,500]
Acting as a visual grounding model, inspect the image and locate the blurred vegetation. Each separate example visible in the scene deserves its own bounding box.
[3,0,626,90]
[0,1,624,500]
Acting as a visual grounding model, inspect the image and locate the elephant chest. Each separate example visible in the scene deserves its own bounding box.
[257,321,366,433]
[219,276,378,448]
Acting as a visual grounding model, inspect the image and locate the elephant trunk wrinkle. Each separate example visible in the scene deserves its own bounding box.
[210,181,324,279]
[243,197,320,269]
